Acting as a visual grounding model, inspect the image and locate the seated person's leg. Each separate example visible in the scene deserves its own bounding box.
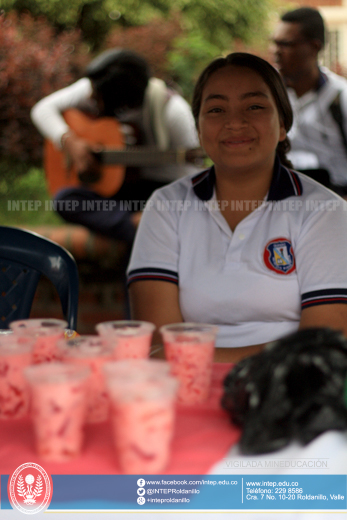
[54,187,137,244]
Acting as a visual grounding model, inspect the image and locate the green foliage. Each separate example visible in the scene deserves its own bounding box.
[167,31,221,99]
[2,0,273,51]
[1,0,84,27]
[175,0,271,48]
[1,0,174,49]
[0,166,63,226]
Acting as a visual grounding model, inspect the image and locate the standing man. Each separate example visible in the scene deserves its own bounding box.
[271,7,347,195]
[31,48,200,244]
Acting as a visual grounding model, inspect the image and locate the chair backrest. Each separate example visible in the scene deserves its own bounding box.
[0,226,79,330]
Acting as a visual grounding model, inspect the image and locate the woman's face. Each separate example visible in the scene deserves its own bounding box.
[197,65,287,178]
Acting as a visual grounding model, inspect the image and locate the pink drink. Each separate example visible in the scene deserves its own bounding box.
[160,323,218,405]
[96,321,155,360]
[58,335,114,423]
[0,335,34,419]
[113,387,176,474]
[25,362,90,462]
[103,359,171,380]
[10,319,67,364]
[105,367,178,474]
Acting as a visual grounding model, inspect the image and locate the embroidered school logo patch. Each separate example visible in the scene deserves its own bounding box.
[263,238,295,275]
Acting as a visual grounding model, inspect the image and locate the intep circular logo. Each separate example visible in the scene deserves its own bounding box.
[8,462,53,515]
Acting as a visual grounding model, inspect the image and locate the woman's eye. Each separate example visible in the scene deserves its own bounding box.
[207,107,223,113]
[249,104,264,111]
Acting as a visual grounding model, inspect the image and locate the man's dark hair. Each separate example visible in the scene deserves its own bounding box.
[281,7,325,48]
[85,48,150,116]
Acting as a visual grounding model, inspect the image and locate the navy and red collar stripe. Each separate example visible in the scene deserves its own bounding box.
[192,155,303,202]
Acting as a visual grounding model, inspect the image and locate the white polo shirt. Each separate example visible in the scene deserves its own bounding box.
[127,157,347,348]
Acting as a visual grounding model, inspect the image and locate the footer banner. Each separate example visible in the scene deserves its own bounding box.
[1,474,346,511]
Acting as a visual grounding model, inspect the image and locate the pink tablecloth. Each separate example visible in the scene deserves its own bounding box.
[0,363,240,475]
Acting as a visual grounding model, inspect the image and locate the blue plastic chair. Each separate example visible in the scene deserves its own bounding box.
[0,226,79,330]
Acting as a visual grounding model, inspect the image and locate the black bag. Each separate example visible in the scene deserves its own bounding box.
[221,328,347,454]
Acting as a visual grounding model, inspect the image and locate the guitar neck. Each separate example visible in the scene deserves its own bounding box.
[98,147,203,166]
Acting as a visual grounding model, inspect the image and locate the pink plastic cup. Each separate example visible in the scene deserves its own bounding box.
[96,320,155,360]
[10,318,67,364]
[104,362,178,474]
[24,362,90,462]
[160,323,218,405]
[103,358,171,382]
[0,335,35,419]
[58,335,114,423]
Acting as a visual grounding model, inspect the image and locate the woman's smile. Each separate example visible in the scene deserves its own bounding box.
[220,136,255,147]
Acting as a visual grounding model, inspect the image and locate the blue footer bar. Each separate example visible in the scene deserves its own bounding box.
[1,474,346,510]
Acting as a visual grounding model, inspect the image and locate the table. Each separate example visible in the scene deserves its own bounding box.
[0,363,240,476]
[1,362,346,520]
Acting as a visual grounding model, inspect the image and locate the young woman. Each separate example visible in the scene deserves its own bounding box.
[127,53,347,363]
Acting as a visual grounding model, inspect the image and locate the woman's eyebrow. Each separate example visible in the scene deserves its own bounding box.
[241,91,269,100]
[203,91,269,103]
[202,93,228,103]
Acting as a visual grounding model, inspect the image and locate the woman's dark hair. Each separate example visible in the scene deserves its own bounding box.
[192,52,293,168]
[86,48,150,116]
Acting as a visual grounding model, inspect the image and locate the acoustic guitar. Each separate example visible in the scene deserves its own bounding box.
[44,109,205,197]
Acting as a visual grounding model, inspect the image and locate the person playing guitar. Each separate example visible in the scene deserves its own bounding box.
[31,48,201,245]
